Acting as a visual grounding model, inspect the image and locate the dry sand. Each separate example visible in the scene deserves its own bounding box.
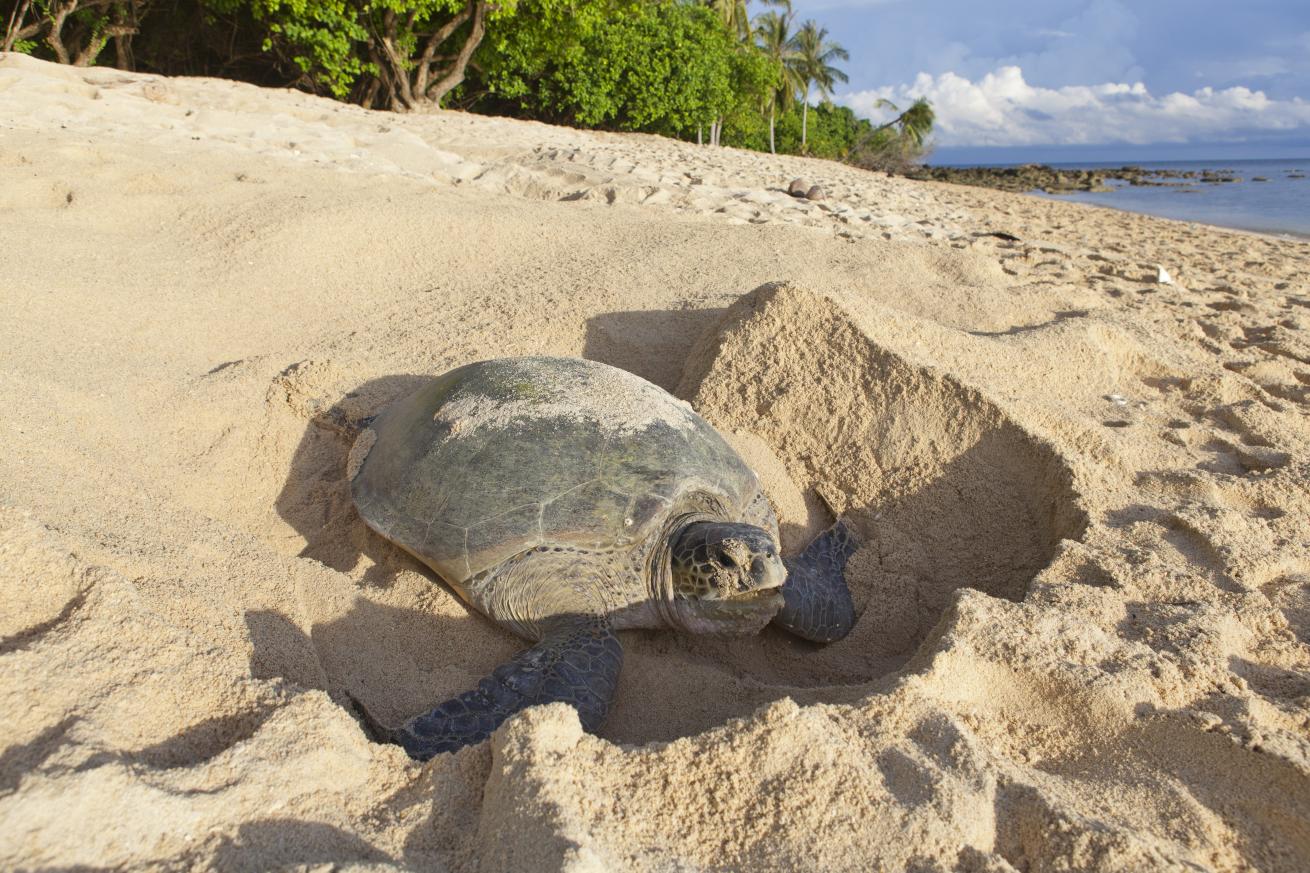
[2,53,1309,872]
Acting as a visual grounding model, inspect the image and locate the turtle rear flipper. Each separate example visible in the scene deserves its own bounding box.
[773,519,859,643]
[355,613,623,760]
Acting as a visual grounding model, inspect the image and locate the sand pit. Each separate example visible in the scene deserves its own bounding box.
[3,55,1310,872]
[683,284,1087,665]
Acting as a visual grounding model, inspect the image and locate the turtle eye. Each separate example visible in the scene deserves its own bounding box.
[719,552,737,569]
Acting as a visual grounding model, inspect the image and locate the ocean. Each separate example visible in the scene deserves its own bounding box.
[1031,159,1310,239]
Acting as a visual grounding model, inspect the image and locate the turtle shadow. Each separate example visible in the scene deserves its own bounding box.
[583,306,728,393]
[209,819,391,871]
[273,373,432,589]
[244,601,518,732]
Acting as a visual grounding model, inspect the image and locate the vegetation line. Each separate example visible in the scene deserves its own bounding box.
[4,0,934,169]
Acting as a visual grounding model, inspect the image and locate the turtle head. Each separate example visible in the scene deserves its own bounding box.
[667,520,786,634]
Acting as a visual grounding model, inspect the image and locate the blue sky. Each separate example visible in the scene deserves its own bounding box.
[789,0,1310,160]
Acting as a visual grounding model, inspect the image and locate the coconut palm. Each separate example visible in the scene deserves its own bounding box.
[875,97,935,148]
[753,6,803,154]
[792,20,848,152]
[708,0,751,41]
[850,97,935,169]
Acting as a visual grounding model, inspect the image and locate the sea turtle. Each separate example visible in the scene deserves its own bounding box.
[347,356,857,758]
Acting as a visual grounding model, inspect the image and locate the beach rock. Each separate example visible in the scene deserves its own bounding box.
[788,178,810,197]
[805,185,826,201]
[903,163,1249,195]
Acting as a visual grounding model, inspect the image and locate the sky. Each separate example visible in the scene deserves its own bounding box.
[789,0,1310,162]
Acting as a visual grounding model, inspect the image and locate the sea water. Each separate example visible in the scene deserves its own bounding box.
[1034,159,1310,239]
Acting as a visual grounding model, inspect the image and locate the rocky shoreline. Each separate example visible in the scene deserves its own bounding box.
[905,163,1242,193]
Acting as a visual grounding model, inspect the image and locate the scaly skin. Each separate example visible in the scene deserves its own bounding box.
[355,613,622,760]
[774,520,859,642]
[352,508,858,758]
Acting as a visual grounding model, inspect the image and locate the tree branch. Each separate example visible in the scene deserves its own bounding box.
[3,0,35,52]
[413,0,471,97]
[7,19,46,47]
[44,0,79,65]
[74,23,133,66]
[423,0,488,106]
[375,9,416,108]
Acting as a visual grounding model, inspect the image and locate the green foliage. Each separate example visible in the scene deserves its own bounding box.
[8,0,124,66]
[763,100,869,158]
[719,37,776,139]
[475,0,606,109]
[849,97,935,170]
[212,0,518,101]
[243,0,375,96]
[5,0,932,171]
[477,0,768,137]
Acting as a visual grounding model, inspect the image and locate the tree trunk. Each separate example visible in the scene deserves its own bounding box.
[110,0,136,69]
[7,0,129,66]
[801,84,809,151]
[3,0,35,52]
[768,102,775,154]
[424,0,488,107]
[74,21,132,66]
[868,109,911,137]
[370,0,489,111]
[413,2,470,96]
[44,0,75,64]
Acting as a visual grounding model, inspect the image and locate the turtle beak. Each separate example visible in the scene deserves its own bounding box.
[747,552,787,593]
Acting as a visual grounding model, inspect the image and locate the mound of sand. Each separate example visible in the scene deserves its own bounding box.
[2,54,1308,871]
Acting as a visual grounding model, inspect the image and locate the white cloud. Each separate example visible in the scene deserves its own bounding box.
[840,65,1310,147]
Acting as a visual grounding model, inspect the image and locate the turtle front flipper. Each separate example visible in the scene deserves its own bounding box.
[773,520,859,643]
[352,613,622,760]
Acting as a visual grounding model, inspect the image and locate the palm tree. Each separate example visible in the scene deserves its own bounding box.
[792,20,848,152]
[753,7,803,154]
[709,0,751,42]
[850,97,935,169]
[872,97,935,148]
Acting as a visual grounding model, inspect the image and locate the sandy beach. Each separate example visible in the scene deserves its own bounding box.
[2,53,1309,871]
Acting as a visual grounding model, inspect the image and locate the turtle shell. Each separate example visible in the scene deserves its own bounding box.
[349,357,758,590]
